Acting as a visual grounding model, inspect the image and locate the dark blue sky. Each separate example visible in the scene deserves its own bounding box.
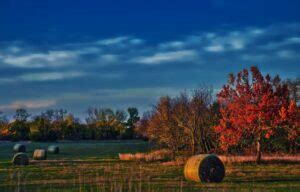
[0,0,299,119]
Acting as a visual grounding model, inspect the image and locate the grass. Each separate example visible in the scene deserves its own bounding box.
[0,140,151,161]
[0,141,299,191]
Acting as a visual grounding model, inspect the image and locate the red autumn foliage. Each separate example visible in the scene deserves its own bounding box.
[215,66,299,162]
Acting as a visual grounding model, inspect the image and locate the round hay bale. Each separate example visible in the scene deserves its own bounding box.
[48,145,59,154]
[33,149,47,160]
[12,153,29,166]
[184,154,225,183]
[13,144,26,152]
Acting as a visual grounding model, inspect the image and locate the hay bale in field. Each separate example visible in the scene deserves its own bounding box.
[151,150,172,161]
[144,150,172,162]
[33,149,47,160]
[144,154,154,162]
[134,153,146,161]
[13,143,26,152]
[184,154,225,183]
[118,153,135,161]
[119,150,172,162]
[12,153,29,165]
[48,145,59,154]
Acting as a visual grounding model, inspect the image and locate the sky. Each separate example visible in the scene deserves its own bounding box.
[0,0,299,120]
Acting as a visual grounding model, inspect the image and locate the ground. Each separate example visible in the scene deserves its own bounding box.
[0,141,299,191]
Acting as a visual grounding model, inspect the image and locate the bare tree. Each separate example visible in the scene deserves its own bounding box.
[147,96,187,159]
[144,86,218,157]
[173,87,217,154]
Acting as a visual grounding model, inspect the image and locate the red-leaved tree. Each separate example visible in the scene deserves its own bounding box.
[215,66,299,163]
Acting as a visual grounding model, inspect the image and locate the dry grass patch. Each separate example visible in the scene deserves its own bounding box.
[119,149,172,162]
[219,155,300,164]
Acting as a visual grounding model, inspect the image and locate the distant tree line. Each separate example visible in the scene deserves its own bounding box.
[0,107,140,141]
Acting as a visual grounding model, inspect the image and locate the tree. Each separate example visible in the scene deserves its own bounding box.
[30,114,51,141]
[143,87,219,157]
[63,114,83,140]
[278,97,300,153]
[188,88,218,154]
[215,66,298,163]
[172,88,217,154]
[135,112,151,140]
[0,111,9,140]
[86,107,127,139]
[147,96,187,159]
[114,110,127,137]
[14,108,30,122]
[125,107,140,139]
[10,108,31,140]
[51,109,68,139]
[285,77,300,105]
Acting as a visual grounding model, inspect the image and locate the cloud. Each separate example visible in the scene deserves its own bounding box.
[205,33,217,39]
[156,27,265,55]
[0,36,144,70]
[19,71,85,82]
[0,23,299,117]
[241,54,268,62]
[251,29,265,35]
[159,41,185,49]
[129,38,144,45]
[286,37,300,43]
[2,51,77,68]
[229,39,245,50]
[202,30,257,53]
[0,78,17,84]
[97,36,129,45]
[72,47,101,55]
[100,73,123,79]
[204,44,224,52]
[96,36,144,46]
[100,54,119,63]
[58,87,183,105]
[277,50,297,59]
[261,37,300,50]
[131,50,198,64]
[0,99,56,110]
[0,70,122,83]
[94,87,181,99]
[7,46,22,53]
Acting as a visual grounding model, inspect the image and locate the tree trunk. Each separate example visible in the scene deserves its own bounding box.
[289,140,295,154]
[191,137,196,155]
[256,139,262,164]
[189,130,197,155]
[171,149,176,160]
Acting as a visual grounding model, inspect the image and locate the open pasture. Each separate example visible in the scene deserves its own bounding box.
[0,141,299,191]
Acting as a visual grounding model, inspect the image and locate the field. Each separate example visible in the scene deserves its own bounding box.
[0,141,299,192]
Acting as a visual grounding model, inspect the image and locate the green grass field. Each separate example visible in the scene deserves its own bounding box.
[0,141,299,192]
